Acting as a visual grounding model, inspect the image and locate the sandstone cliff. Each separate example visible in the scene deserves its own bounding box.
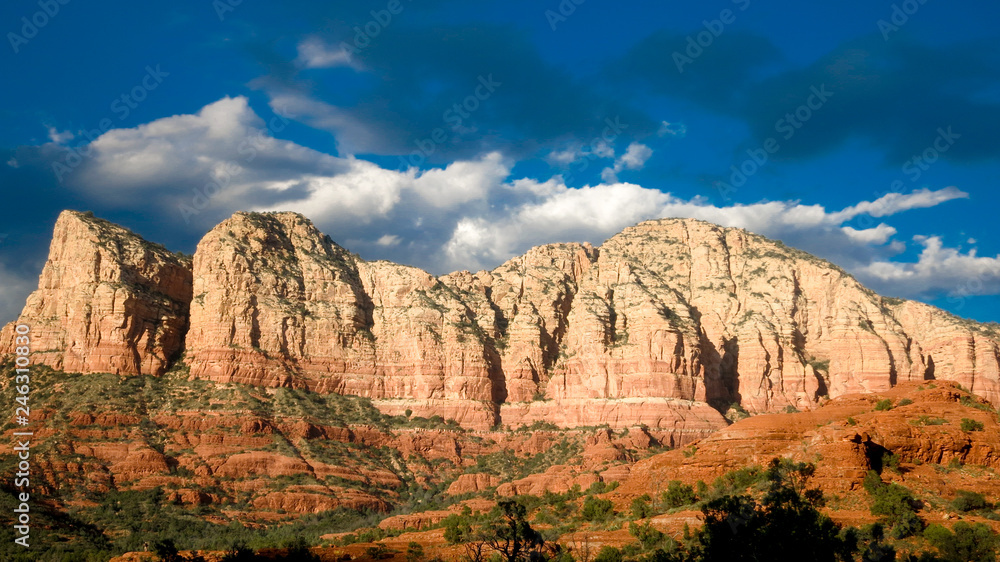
[0,210,191,375]
[5,211,1000,430]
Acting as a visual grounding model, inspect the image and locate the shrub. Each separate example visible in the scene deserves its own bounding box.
[406,541,424,562]
[659,481,698,510]
[628,521,672,552]
[960,418,984,432]
[582,496,615,522]
[951,491,988,513]
[882,452,902,474]
[897,398,913,407]
[365,544,392,560]
[924,522,999,562]
[874,399,894,411]
[593,546,623,562]
[630,494,652,519]
[863,471,924,538]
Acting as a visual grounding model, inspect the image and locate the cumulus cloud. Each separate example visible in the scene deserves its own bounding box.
[860,236,1000,298]
[34,96,996,302]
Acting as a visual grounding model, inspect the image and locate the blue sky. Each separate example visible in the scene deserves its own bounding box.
[1,0,999,323]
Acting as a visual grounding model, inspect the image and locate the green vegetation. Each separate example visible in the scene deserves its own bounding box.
[874,398,895,411]
[863,471,924,539]
[924,522,998,562]
[951,490,989,513]
[911,415,948,426]
[581,496,615,522]
[961,418,985,432]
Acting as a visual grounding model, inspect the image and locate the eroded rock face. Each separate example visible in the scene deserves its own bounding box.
[7,212,1000,431]
[184,212,499,428]
[0,210,191,375]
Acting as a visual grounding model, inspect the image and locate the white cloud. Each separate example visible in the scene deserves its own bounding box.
[842,224,897,245]
[602,142,652,182]
[268,92,386,155]
[411,152,510,208]
[295,37,355,69]
[50,96,997,302]
[833,186,969,220]
[859,236,1000,298]
[658,121,687,137]
[46,126,74,144]
[376,234,401,247]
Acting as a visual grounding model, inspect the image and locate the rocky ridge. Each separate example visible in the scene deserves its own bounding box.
[3,210,1000,432]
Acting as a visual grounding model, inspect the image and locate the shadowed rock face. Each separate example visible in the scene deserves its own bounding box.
[0,210,191,375]
[5,211,1000,433]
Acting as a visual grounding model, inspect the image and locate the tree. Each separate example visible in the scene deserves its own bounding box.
[924,522,998,562]
[660,481,698,510]
[406,541,425,562]
[278,537,319,562]
[631,494,653,519]
[863,471,924,538]
[582,496,615,522]
[153,539,183,562]
[483,500,544,562]
[220,541,258,562]
[693,460,853,562]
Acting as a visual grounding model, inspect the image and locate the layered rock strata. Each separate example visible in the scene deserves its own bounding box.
[0,210,191,375]
[5,211,1000,431]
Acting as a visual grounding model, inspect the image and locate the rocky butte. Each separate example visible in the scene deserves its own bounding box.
[3,210,999,440]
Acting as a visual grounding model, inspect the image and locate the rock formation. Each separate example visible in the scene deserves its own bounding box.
[0,210,191,375]
[5,211,1000,430]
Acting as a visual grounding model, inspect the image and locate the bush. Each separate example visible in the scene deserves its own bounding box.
[443,514,473,544]
[695,486,850,561]
[863,471,924,538]
[593,546,623,562]
[630,495,653,519]
[924,522,999,562]
[874,399,894,411]
[960,418,984,432]
[628,521,673,552]
[882,452,902,474]
[406,541,424,562]
[951,491,988,513]
[279,537,319,562]
[582,496,615,523]
[659,481,698,510]
[897,398,913,407]
[365,544,392,560]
